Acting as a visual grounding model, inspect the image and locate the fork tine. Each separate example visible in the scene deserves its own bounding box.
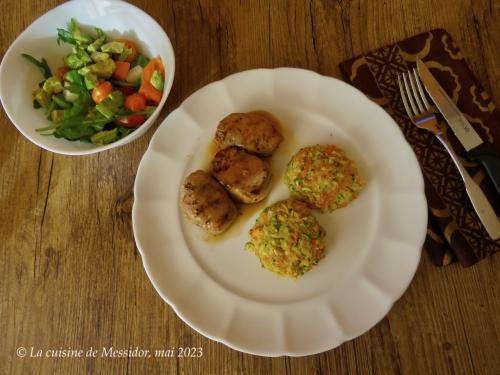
[413,68,431,111]
[398,74,414,119]
[402,73,419,115]
[408,71,424,112]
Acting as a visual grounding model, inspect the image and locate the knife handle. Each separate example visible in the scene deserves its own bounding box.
[468,143,500,196]
[437,134,500,240]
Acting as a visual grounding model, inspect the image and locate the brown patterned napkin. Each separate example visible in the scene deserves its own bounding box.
[339,29,500,267]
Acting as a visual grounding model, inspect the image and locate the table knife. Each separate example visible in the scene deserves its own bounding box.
[416,58,500,197]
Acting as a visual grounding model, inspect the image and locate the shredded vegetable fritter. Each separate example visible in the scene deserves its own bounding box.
[285,144,364,212]
[245,199,326,278]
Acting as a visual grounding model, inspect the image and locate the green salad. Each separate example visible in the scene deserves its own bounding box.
[23,19,166,145]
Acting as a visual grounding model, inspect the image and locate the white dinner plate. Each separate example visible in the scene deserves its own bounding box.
[132,68,427,356]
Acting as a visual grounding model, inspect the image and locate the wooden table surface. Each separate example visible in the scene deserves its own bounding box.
[1,1,499,374]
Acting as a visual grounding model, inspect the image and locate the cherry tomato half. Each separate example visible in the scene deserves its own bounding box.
[124,93,147,112]
[92,81,113,104]
[57,66,70,80]
[114,114,146,128]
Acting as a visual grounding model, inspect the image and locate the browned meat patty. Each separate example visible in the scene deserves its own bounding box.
[214,111,283,155]
[180,170,237,235]
[212,146,272,204]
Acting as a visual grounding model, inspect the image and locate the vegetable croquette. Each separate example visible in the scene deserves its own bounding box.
[245,199,326,278]
[285,144,364,212]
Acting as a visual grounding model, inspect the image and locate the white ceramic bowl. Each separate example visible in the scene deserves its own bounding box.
[0,0,175,155]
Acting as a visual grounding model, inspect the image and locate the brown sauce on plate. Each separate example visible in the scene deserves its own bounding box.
[204,200,267,243]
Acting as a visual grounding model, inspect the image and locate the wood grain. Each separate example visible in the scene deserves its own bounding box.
[1,0,499,374]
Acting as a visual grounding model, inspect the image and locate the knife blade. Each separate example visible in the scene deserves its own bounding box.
[416,58,500,196]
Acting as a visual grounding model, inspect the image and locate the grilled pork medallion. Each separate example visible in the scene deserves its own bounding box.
[180,170,237,235]
[214,111,283,155]
[212,146,272,204]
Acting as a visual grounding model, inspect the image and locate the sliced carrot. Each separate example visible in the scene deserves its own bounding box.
[142,57,165,84]
[112,61,130,81]
[139,81,162,104]
[115,38,138,63]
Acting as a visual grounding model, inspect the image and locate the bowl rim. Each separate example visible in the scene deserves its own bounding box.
[0,0,175,155]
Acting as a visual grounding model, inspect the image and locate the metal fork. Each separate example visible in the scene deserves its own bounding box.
[398,69,500,240]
